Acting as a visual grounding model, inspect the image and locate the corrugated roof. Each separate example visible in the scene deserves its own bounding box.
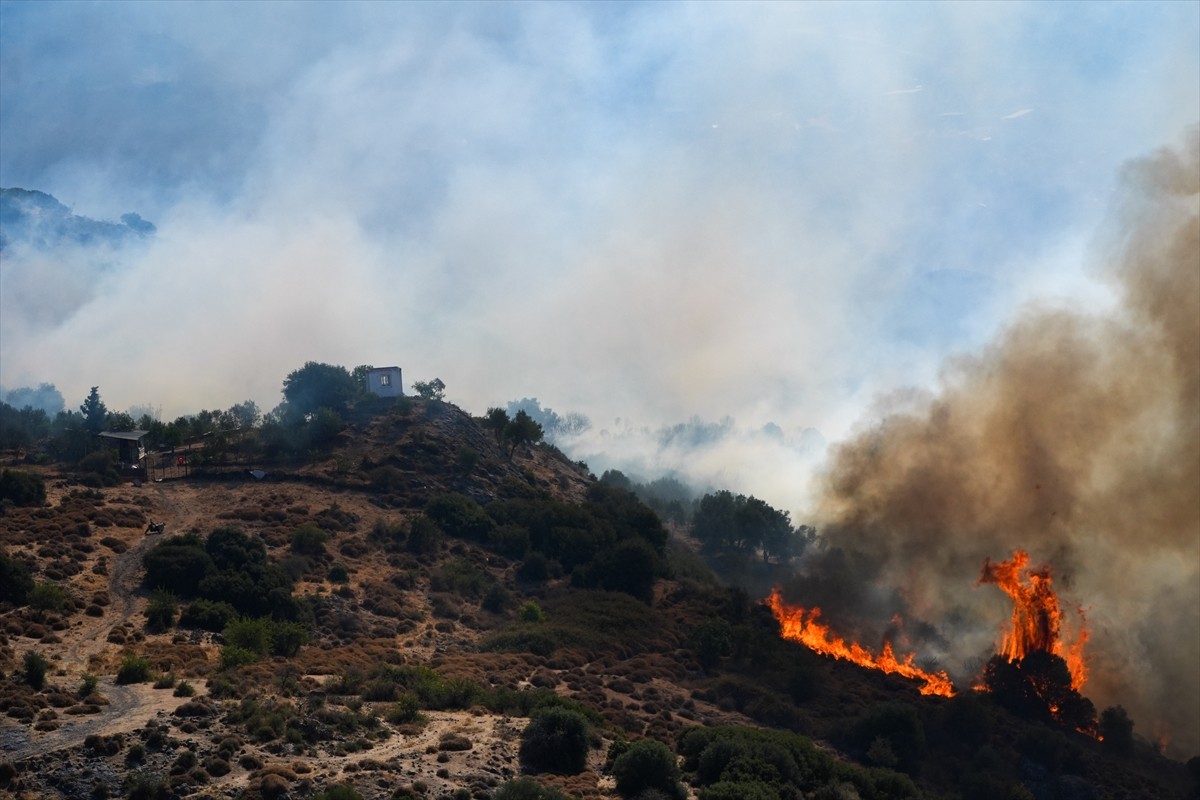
[98,430,150,441]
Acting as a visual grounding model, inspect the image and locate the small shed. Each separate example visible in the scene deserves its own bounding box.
[98,430,149,471]
[367,366,404,398]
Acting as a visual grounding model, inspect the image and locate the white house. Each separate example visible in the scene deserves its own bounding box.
[366,366,403,397]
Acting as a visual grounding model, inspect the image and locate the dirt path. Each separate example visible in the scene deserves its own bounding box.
[0,680,186,761]
[2,481,210,763]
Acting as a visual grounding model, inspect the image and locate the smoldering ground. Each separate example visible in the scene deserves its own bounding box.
[785,130,1200,757]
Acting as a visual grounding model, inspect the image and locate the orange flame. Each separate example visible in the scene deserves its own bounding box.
[765,589,955,697]
[978,550,1089,690]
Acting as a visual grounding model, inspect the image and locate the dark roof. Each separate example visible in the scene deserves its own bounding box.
[368,366,401,371]
[98,430,150,441]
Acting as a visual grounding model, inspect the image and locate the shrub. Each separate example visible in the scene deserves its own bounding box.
[0,551,34,604]
[488,524,530,558]
[76,450,121,486]
[519,601,545,623]
[482,584,510,613]
[174,681,196,697]
[573,537,662,602]
[29,581,67,612]
[79,673,99,697]
[689,619,733,669]
[116,655,153,684]
[122,770,168,800]
[291,523,329,556]
[456,446,480,474]
[220,646,258,670]
[23,651,50,689]
[517,552,551,583]
[424,493,495,540]
[145,590,177,631]
[493,779,572,800]
[309,785,364,800]
[143,533,214,597]
[612,738,686,799]
[1099,705,1134,755]
[225,617,273,655]
[406,516,441,555]
[179,598,237,631]
[851,703,926,775]
[431,558,489,598]
[384,695,425,725]
[328,563,350,583]
[0,469,46,507]
[698,782,779,800]
[518,707,591,775]
[270,621,310,657]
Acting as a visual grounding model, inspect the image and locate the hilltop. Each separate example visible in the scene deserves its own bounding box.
[0,394,1196,800]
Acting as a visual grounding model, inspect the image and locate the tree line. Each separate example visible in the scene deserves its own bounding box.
[0,362,459,466]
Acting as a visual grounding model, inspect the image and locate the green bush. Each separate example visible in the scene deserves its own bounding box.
[309,785,364,800]
[424,492,495,541]
[493,779,572,800]
[220,645,259,670]
[28,581,67,612]
[689,619,733,669]
[145,590,178,631]
[290,523,329,556]
[431,558,490,598]
[116,655,153,684]
[0,551,34,604]
[612,738,686,799]
[572,536,663,602]
[488,524,531,558]
[143,533,214,597]
[518,601,545,623]
[76,450,121,486]
[517,552,550,582]
[518,707,591,775]
[406,516,442,555]
[23,651,50,689]
[79,673,99,697]
[328,563,350,583]
[384,695,425,725]
[224,617,273,655]
[698,782,780,800]
[482,583,511,613]
[269,621,309,657]
[122,770,168,800]
[0,469,46,507]
[851,702,926,775]
[179,598,238,631]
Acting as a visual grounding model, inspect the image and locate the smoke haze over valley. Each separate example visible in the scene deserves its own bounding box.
[2,0,1198,758]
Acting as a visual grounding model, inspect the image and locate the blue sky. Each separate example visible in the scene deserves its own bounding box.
[1,0,1197,495]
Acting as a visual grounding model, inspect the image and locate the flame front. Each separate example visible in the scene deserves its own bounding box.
[766,589,955,697]
[978,549,1089,690]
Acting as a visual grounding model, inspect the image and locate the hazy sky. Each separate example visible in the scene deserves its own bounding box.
[2,0,1198,505]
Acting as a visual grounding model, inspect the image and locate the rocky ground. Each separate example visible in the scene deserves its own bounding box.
[0,459,737,800]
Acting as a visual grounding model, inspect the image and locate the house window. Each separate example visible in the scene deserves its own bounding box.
[380,375,391,386]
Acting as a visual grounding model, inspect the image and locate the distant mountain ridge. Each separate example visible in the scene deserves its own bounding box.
[0,187,155,253]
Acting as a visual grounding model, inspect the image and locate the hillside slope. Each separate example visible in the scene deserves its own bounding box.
[0,397,1194,800]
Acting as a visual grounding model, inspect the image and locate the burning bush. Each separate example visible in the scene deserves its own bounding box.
[982,651,1095,732]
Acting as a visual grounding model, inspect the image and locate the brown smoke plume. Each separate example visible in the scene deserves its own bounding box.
[810,130,1199,757]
